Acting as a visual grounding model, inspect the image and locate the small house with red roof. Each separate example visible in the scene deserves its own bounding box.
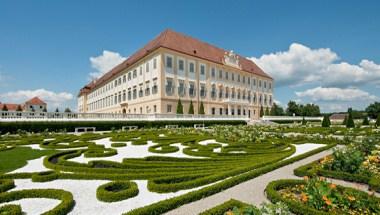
[0,97,47,112]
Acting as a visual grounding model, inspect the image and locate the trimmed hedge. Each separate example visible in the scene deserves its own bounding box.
[0,179,15,193]
[0,204,22,215]
[124,143,336,215]
[96,181,139,202]
[199,199,250,215]
[31,171,59,182]
[111,142,127,147]
[0,188,74,215]
[0,120,246,134]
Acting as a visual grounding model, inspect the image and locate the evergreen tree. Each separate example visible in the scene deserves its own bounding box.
[270,103,284,116]
[362,116,369,126]
[2,104,8,111]
[265,107,270,116]
[55,108,59,113]
[16,105,23,112]
[342,116,347,126]
[199,101,205,115]
[188,100,194,114]
[176,99,183,114]
[346,109,355,128]
[64,108,71,113]
[302,117,307,125]
[321,115,331,128]
[259,106,264,118]
[376,115,380,128]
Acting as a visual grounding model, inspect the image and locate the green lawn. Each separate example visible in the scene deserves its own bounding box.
[0,147,56,174]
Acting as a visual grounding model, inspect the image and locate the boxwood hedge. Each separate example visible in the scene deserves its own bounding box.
[96,181,139,202]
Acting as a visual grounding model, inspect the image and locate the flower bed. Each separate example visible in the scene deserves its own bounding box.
[266,178,380,215]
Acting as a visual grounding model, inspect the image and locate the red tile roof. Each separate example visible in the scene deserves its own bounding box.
[0,103,22,111]
[79,29,272,96]
[25,97,46,105]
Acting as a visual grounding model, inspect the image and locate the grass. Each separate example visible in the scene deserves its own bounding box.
[0,147,56,174]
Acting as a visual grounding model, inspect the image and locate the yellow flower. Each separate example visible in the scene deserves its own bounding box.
[301,193,308,202]
[303,176,309,181]
[322,196,332,206]
[347,196,356,201]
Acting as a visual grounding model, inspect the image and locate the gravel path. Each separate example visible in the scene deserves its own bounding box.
[165,147,378,215]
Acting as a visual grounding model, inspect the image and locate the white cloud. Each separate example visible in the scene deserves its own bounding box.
[295,87,378,102]
[295,87,378,112]
[249,43,380,87]
[0,89,74,109]
[89,50,127,80]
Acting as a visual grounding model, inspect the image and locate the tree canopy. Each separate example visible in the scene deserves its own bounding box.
[365,102,380,119]
[286,100,320,116]
[270,103,284,116]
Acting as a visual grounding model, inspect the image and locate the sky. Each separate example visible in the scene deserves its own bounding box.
[0,0,379,112]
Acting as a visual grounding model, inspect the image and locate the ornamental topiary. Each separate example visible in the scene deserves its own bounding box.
[346,109,355,128]
[260,106,264,118]
[376,115,380,128]
[321,115,330,128]
[362,116,370,125]
[188,100,194,114]
[199,101,205,115]
[176,99,183,114]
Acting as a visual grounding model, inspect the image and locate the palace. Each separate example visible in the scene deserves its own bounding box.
[78,29,273,120]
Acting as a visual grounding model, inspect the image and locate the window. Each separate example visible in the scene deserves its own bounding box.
[140,66,142,75]
[114,93,117,104]
[200,65,205,75]
[133,88,137,99]
[231,89,235,99]
[211,107,215,115]
[118,92,121,103]
[253,78,256,86]
[211,85,216,99]
[189,62,194,73]
[145,81,150,96]
[264,81,267,89]
[154,105,157,113]
[153,58,157,69]
[225,88,229,98]
[152,79,158,94]
[219,108,223,115]
[200,84,206,98]
[167,104,172,113]
[123,90,126,101]
[242,76,245,83]
[219,70,223,78]
[133,70,137,78]
[189,82,195,97]
[225,71,228,80]
[114,80,117,87]
[166,78,174,96]
[128,89,132,100]
[269,82,272,89]
[128,72,132,81]
[231,73,234,81]
[166,56,172,68]
[219,88,223,99]
[118,78,121,85]
[139,87,143,97]
[146,62,149,73]
[248,77,250,85]
[178,60,184,71]
[211,68,215,78]
[140,107,143,114]
[123,75,126,83]
[259,80,262,88]
[178,80,185,96]
[237,74,240,82]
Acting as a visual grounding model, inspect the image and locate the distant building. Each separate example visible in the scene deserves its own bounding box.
[329,113,348,122]
[0,96,47,112]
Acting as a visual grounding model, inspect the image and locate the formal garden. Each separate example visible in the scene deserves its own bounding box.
[0,121,379,214]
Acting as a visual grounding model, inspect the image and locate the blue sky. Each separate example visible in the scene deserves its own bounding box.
[0,0,379,112]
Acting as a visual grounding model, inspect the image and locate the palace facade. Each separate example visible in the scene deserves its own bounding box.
[78,29,273,120]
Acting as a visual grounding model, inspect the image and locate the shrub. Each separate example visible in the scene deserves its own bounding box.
[0,204,22,215]
[111,142,127,147]
[199,199,250,215]
[362,116,370,125]
[96,181,139,202]
[176,99,183,114]
[0,179,15,193]
[199,101,205,115]
[324,148,365,174]
[376,115,380,127]
[346,110,355,128]
[321,115,330,128]
[31,171,59,182]
[188,100,194,114]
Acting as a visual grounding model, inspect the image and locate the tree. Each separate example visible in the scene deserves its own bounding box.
[270,103,284,116]
[286,101,299,116]
[265,107,270,116]
[15,105,22,112]
[259,106,264,118]
[302,117,307,125]
[365,102,380,119]
[342,116,347,126]
[1,104,8,111]
[198,101,205,115]
[31,107,35,112]
[42,107,47,112]
[376,115,380,128]
[176,99,183,114]
[64,108,71,113]
[346,108,355,128]
[55,108,59,113]
[321,115,331,128]
[362,116,369,126]
[188,100,194,114]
